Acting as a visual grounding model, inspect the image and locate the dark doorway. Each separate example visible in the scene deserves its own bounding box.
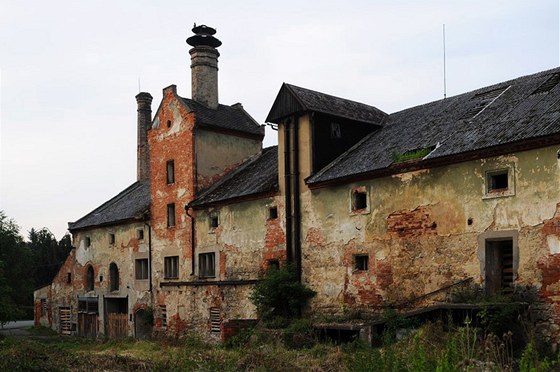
[485,239,514,295]
[105,297,128,338]
[135,309,153,339]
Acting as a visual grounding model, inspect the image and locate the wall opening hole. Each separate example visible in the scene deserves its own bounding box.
[467,218,473,226]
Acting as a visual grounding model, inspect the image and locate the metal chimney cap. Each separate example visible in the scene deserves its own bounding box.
[187,24,222,48]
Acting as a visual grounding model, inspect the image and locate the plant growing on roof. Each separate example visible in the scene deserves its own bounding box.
[392,146,435,163]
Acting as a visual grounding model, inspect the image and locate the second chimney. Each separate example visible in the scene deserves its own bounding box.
[187,24,222,109]
[136,92,153,182]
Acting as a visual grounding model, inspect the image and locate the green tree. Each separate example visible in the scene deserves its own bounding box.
[28,228,71,287]
[0,211,32,324]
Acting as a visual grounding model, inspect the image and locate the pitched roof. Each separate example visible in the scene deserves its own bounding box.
[266,83,387,125]
[179,97,265,137]
[190,146,278,208]
[308,67,560,185]
[68,181,150,231]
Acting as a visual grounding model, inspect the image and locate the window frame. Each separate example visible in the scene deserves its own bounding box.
[350,186,370,214]
[199,252,216,279]
[167,203,176,228]
[164,256,179,279]
[483,165,515,199]
[166,160,175,184]
[135,258,149,280]
[353,254,369,272]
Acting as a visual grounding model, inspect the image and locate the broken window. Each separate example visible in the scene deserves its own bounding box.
[164,256,179,279]
[137,229,144,240]
[78,296,99,314]
[485,239,514,295]
[166,160,175,184]
[354,255,368,271]
[268,206,278,220]
[109,262,119,291]
[167,203,176,227]
[135,258,149,280]
[352,190,368,211]
[199,252,216,278]
[109,233,115,245]
[209,213,219,230]
[86,265,94,291]
[210,307,221,335]
[487,170,509,193]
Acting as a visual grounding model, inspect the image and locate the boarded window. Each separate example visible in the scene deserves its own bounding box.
[354,255,368,271]
[86,265,94,291]
[135,258,149,280]
[160,305,167,328]
[199,253,216,278]
[164,256,179,279]
[167,203,176,227]
[59,307,72,335]
[210,307,221,335]
[109,262,119,291]
[166,160,175,184]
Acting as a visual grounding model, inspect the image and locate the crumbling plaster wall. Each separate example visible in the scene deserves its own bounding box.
[301,145,560,320]
[47,223,150,336]
[195,128,262,191]
[156,196,285,340]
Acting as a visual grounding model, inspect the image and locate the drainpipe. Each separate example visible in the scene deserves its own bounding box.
[185,204,196,276]
[292,116,302,282]
[145,222,152,293]
[284,119,293,264]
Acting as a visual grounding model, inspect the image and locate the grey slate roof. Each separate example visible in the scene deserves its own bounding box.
[266,83,387,125]
[68,181,150,231]
[180,97,265,137]
[308,67,560,184]
[190,146,278,207]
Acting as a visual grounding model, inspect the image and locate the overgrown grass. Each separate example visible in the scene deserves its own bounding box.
[1,321,558,371]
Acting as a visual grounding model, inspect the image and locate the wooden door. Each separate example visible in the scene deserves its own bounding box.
[107,313,128,338]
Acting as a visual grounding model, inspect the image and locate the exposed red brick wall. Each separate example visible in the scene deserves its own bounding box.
[387,205,437,237]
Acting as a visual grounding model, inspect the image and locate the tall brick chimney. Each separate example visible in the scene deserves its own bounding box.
[187,24,222,109]
[136,92,153,182]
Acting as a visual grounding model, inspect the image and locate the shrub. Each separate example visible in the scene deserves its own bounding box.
[249,264,315,323]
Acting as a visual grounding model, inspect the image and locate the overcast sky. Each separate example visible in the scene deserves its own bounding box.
[0,0,558,240]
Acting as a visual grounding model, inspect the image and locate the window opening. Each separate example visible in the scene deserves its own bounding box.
[109,233,115,245]
[86,265,94,291]
[85,236,91,247]
[210,307,221,335]
[109,263,119,291]
[268,259,280,271]
[164,256,179,279]
[135,258,149,280]
[487,171,508,193]
[41,299,47,317]
[137,229,144,240]
[166,160,175,184]
[67,272,72,284]
[209,214,219,229]
[268,206,278,220]
[160,305,167,328]
[199,253,216,278]
[354,255,368,271]
[166,120,171,128]
[352,190,367,211]
[167,203,176,227]
[331,122,342,139]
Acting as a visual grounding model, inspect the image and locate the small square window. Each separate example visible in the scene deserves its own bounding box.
[488,171,508,192]
[166,160,175,184]
[135,258,149,280]
[354,255,368,271]
[199,252,216,278]
[164,256,179,279]
[85,236,91,247]
[268,206,278,220]
[167,203,176,227]
[109,233,115,245]
[137,229,144,240]
[352,191,368,211]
